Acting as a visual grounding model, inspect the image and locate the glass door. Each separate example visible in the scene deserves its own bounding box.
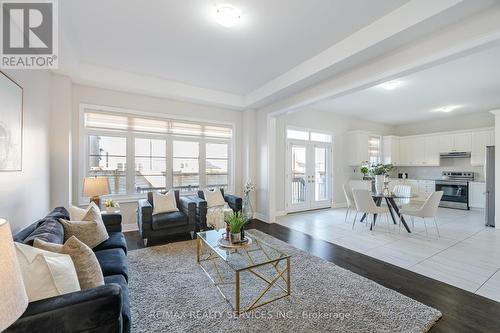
[286,141,331,212]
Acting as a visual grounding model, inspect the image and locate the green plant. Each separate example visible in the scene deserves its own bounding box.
[360,166,369,175]
[370,163,394,176]
[227,212,246,234]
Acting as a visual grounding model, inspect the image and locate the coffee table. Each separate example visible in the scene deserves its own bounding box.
[196,229,291,313]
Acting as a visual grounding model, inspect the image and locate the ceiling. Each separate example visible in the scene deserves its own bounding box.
[57,0,499,109]
[312,43,500,125]
[60,0,409,95]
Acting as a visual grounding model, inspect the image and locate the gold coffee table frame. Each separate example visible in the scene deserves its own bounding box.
[196,230,291,313]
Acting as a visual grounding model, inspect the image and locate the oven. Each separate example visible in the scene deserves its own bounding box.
[435,180,469,210]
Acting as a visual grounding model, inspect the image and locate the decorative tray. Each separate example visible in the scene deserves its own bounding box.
[217,236,252,248]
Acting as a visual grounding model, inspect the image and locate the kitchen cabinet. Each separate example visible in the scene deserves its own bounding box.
[423,135,440,166]
[439,132,472,153]
[387,179,435,197]
[469,181,486,209]
[398,136,433,166]
[471,130,494,166]
[382,136,399,165]
[347,131,369,166]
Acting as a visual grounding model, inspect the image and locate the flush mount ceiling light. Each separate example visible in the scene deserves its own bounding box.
[433,105,463,113]
[377,80,404,91]
[214,5,241,27]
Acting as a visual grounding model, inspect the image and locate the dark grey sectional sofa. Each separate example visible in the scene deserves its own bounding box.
[7,207,130,333]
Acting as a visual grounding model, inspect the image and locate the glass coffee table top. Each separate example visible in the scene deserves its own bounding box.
[197,229,289,272]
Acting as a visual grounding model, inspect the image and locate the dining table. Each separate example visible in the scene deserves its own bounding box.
[360,192,416,233]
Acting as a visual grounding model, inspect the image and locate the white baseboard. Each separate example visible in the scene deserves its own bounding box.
[332,202,347,208]
[275,210,286,217]
[254,213,269,222]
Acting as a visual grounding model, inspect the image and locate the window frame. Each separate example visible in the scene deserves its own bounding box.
[78,104,235,205]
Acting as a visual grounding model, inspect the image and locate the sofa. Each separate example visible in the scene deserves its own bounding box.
[137,190,196,245]
[7,207,130,333]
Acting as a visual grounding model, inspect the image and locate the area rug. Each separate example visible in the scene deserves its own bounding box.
[128,230,441,332]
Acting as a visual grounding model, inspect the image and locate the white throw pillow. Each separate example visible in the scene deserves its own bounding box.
[15,242,81,302]
[153,190,179,215]
[204,189,226,208]
[68,205,86,221]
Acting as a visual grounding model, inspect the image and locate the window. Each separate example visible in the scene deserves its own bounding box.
[310,132,332,143]
[81,107,233,200]
[368,135,381,164]
[287,128,332,143]
[206,143,229,190]
[88,135,127,194]
[287,129,309,141]
[173,141,200,192]
[135,138,167,193]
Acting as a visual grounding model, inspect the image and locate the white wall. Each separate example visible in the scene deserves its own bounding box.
[395,112,494,136]
[274,108,395,213]
[0,70,51,233]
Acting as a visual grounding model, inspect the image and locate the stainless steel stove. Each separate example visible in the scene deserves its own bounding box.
[435,171,474,210]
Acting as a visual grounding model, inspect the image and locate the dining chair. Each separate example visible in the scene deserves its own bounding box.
[352,189,390,231]
[399,191,443,238]
[393,184,411,206]
[343,183,357,222]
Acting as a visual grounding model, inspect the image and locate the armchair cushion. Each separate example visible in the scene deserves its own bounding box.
[152,211,188,230]
[95,248,129,282]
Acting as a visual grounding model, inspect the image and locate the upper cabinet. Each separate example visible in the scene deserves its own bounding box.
[347,131,369,166]
[423,135,440,166]
[398,135,438,166]
[382,136,399,166]
[438,132,472,152]
[471,130,494,166]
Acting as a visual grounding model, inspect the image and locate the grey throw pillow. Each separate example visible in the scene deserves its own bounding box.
[59,202,109,248]
[34,236,105,289]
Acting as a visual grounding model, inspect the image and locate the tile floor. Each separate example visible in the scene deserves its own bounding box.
[276,206,500,303]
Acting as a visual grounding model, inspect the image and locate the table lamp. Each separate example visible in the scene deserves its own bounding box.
[0,218,28,331]
[83,177,110,207]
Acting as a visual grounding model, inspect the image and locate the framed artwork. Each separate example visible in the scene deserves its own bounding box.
[0,71,23,171]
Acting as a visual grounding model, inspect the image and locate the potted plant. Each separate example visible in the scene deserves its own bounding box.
[104,199,120,213]
[360,165,369,180]
[227,212,246,243]
[370,163,394,194]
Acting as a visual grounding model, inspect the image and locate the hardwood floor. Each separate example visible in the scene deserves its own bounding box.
[124,220,500,332]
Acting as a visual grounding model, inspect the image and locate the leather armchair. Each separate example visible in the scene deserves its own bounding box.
[194,189,242,231]
[137,190,196,245]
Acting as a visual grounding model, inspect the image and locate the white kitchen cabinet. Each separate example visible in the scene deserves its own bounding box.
[423,135,440,166]
[398,137,411,166]
[349,179,372,191]
[469,181,486,209]
[382,136,399,166]
[471,130,494,166]
[398,137,426,166]
[347,131,369,166]
[439,132,472,153]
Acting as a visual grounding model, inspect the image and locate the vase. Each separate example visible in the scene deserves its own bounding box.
[375,175,385,194]
[230,232,241,243]
[242,193,254,222]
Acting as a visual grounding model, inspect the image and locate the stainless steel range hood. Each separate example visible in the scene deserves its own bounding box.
[439,152,471,159]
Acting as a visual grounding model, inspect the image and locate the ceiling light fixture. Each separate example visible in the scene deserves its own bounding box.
[377,80,404,91]
[433,105,463,113]
[214,5,241,28]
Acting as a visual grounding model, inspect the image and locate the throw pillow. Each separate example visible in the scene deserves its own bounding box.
[68,205,87,221]
[15,242,80,302]
[59,202,109,248]
[34,236,105,289]
[23,219,64,245]
[152,190,179,215]
[204,189,226,208]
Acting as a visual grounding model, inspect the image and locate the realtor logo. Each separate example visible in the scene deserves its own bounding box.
[1,0,58,68]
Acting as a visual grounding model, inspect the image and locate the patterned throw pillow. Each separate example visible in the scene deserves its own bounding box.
[59,202,109,248]
[34,236,105,289]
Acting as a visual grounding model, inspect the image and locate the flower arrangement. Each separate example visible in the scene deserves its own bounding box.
[243,180,256,195]
[370,163,394,176]
[104,199,119,208]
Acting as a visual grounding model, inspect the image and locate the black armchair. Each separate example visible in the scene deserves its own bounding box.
[194,189,242,231]
[137,190,196,245]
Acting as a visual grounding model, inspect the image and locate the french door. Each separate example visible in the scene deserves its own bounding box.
[286,140,332,212]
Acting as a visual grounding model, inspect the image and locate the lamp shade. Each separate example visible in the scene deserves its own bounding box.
[83,177,110,197]
[0,218,28,331]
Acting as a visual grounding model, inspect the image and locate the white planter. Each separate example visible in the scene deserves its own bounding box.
[375,175,385,194]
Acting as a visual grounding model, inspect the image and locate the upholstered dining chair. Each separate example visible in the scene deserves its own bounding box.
[343,183,357,222]
[399,191,443,237]
[352,189,390,232]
